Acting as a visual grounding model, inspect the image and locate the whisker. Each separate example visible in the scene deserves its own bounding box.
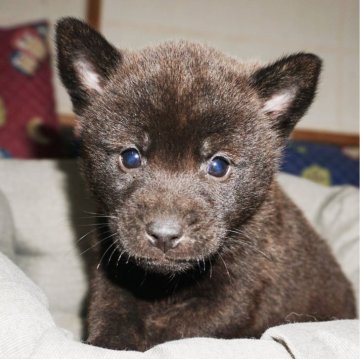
[107,244,119,266]
[75,227,107,244]
[97,240,117,270]
[238,240,272,260]
[201,257,206,272]
[79,215,117,220]
[76,228,97,243]
[79,232,117,257]
[225,236,272,261]
[116,250,126,268]
[82,210,117,219]
[225,229,273,261]
[217,252,232,282]
[168,272,176,282]
[196,258,201,273]
[209,257,213,279]
[76,223,112,227]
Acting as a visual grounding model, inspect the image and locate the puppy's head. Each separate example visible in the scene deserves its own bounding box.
[56,18,321,274]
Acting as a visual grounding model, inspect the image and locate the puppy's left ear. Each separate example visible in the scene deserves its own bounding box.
[250,53,322,137]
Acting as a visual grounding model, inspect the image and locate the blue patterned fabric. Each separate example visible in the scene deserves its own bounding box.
[281,140,359,187]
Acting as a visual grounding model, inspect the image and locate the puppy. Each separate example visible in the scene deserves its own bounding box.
[56,18,356,351]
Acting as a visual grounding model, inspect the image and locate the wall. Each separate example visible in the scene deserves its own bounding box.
[102,0,359,134]
[0,0,358,134]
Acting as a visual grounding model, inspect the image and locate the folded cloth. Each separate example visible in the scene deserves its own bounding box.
[0,250,358,359]
[0,190,15,260]
[262,320,359,359]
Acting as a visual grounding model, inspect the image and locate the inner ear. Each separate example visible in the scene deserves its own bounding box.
[261,88,297,119]
[74,58,103,93]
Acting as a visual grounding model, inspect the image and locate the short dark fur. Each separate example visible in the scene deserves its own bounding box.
[56,18,356,351]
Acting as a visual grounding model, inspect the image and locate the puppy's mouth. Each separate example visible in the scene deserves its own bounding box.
[133,255,202,273]
[113,236,214,274]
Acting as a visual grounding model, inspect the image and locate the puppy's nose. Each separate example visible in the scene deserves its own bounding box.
[146,218,183,253]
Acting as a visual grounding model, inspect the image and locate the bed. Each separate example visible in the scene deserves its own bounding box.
[0,159,358,358]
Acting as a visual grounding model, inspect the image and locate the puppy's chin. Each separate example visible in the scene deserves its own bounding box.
[135,256,197,274]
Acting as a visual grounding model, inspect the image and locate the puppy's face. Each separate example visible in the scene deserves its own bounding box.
[78,50,272,272]
[57,18,321,273]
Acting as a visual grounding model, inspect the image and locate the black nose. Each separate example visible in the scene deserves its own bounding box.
[146,218,183,253]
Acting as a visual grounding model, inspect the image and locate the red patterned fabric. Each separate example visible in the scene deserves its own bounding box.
[0,21,62,158]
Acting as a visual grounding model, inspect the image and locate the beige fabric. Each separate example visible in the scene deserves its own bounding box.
[1,251,357,359]
[0,190,14,260]
[0,160,94,336]
[0,159,358,358]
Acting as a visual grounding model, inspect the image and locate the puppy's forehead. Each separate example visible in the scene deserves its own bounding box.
[109,42,257,139]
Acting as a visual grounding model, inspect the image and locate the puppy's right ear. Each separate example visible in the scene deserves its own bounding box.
[56,17,121,114]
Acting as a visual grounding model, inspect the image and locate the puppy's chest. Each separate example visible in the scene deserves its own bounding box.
[136,298,199,342]
[142,296,199,331]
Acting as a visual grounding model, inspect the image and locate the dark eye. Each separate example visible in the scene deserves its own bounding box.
[120,148,142,169]
[207,156,230,178]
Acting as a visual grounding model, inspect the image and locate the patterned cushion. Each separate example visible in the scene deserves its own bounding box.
[0,21,62,158]
[281,140,359,187]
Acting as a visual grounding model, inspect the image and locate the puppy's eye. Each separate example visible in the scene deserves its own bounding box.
[207,156,230,178]
[120,148,141,169]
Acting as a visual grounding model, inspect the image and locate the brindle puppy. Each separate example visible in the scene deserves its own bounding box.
[56,18,356,351]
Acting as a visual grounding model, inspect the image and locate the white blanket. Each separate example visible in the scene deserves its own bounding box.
[0,159,358,358]
[0,251,358,359]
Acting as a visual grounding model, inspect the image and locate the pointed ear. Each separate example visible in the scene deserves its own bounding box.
[56,17,121,114]
[250,53,322,137]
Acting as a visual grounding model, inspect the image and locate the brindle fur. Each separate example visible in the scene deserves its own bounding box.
[56,18,356,351]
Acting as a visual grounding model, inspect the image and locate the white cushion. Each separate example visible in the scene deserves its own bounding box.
[0,160,94,336]
[0,159,358,358]
[0,250,358,358]
[0,190,15,260]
